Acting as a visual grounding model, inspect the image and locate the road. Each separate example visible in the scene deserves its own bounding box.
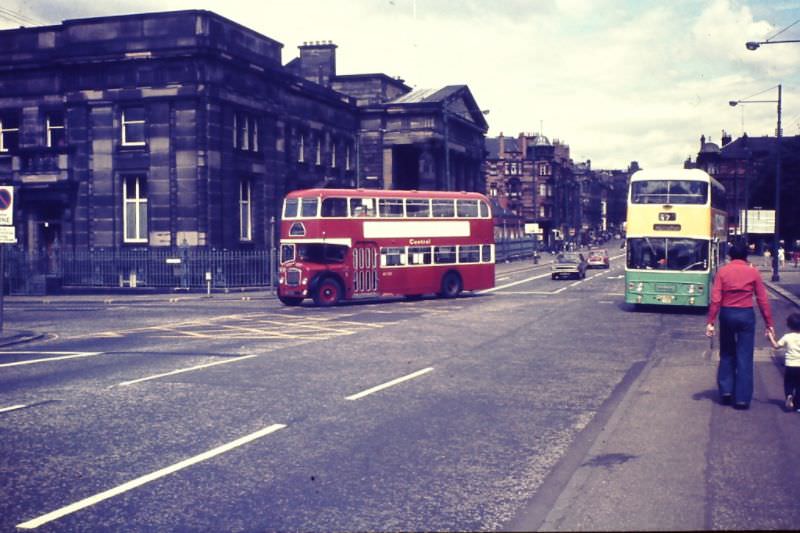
[1,252,797,531]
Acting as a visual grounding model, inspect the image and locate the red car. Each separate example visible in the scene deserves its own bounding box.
[587,248,610,269]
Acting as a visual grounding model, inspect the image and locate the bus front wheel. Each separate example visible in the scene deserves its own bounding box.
[313,278,343,307]
[439,272,462,298]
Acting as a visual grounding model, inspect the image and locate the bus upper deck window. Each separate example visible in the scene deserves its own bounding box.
[457,200,479,218]
[283,198,299,218]
[350,198,376,217]
[300,198,319,218]
[432,199,455,218]
[406,199,431,218]
[479,201,490,218]
[379,199,404,217]
[321,197,348,217]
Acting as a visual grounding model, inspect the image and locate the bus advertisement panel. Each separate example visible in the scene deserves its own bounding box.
[277,189,495,306]
[625,168,727,307]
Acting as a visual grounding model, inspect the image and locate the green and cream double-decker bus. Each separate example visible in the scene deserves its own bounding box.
[625,168,727,307]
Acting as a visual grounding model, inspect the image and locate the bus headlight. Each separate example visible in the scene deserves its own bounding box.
[688,285,695,294]
[628,282,644,293]
[689,296,696,305]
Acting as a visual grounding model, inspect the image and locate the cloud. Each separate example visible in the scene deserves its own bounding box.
[1,0,798,169]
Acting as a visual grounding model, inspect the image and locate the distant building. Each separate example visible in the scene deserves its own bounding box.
[688,132,800,248]
[0,10,488,271]
[484,132,631,246]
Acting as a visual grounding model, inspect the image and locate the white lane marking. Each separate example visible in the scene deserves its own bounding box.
[0,404,26,413]
[16,423,286,530]
[0,352,102,368]
[497,276,510,281]
[480,272,552,293]
[116,354,259,387]
[346,367,434,401]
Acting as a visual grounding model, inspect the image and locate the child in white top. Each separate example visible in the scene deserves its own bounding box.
[768,312,800,412]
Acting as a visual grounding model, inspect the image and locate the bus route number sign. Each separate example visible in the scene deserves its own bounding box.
[0,186,13,226]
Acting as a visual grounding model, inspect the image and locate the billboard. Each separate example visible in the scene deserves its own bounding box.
[739,209,775,234]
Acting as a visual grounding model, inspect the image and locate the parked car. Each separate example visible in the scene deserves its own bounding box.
[587,248,610,269]
[551,252,588,280]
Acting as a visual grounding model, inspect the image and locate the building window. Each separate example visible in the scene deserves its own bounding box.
[538,163,551,176]
[123,176,148,243]
[345,144,351,170]
[46,112,65,148]
[239,179,252,241]
[298,133,305,163]
[331,141,337,168]
[121,107,146,147]
[233,113,238,148]
[0,114,20,153]
[234,113,259,152]
[241,116,250,151]
[315,136,322,165]
[252,120,259,152]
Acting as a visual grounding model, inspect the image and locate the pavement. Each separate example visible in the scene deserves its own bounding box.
[515,262,800,531]
[3,258,800,531]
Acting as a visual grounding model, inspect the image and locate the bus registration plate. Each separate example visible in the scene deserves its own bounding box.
[658,294,674,303]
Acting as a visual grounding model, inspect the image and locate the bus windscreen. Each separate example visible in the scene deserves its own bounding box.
[627,237,709,271]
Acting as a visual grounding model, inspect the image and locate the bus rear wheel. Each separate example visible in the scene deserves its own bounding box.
[313,278,343,307]
[439,272,462,298]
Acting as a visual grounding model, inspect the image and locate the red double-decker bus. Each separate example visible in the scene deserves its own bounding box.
[277,188,495,306]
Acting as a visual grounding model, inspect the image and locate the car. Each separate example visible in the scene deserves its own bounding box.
[587,248,610,269]
[551,252,588,280]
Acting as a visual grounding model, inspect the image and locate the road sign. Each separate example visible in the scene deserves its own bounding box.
[0,186,12,226]
[524,223,542,234]
[0,225,16,243]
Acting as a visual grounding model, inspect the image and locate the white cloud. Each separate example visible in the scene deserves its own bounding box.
[1,0,798,169]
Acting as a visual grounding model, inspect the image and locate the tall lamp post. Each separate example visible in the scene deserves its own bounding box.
[729,84,782,281]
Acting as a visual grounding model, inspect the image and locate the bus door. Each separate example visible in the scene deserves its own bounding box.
[352,242,380,295]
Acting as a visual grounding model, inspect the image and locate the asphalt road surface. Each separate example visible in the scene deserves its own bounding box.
[2,253,797,531]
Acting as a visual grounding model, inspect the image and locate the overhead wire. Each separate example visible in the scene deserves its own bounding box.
[765,17,800,42]
[0,6,48,27]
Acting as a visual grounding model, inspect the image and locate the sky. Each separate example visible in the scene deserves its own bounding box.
[2,0,799,170]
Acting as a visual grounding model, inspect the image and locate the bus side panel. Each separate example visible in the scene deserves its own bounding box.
[460,263,495,291]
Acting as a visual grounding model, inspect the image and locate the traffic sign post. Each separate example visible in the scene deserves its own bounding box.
[0,186,13,226]
[0,185,13,335]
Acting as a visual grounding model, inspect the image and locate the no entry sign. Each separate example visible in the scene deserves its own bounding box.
[0,186,12,226]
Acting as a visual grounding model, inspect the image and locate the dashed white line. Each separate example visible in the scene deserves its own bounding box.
[0,404,26,413]
[480,272,552,293]
[16,423,287,530]
[346,367,434,400]
[116,354,259,387]
[0,352,103,368]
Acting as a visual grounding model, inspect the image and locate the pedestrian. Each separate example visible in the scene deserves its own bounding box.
[706,240,775,410]
[767,312,800,412]
[763,249,771,268]
[778,246,785,267]
[793,249,800,269]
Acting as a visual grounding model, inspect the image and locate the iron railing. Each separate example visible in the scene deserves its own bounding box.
[4,238,539,294]
[4,247,273,294]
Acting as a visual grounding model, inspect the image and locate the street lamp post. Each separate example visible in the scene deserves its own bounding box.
[729,84,782,281]
[746,39,800,50]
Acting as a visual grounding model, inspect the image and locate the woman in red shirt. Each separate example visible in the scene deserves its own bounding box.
[706,241,775,409]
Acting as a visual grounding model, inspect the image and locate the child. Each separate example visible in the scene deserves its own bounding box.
[768,312,800,412]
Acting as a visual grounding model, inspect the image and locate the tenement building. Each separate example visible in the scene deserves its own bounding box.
[0,10,488,268]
